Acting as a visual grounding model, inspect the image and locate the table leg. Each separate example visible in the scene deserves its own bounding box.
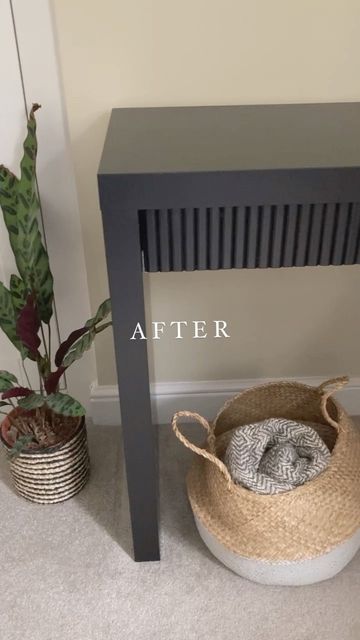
[101,206,160,561]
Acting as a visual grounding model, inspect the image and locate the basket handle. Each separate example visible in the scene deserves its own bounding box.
[317,376,348,429]
[172,410,232,489]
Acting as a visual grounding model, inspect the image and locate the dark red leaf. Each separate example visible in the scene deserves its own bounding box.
[2,386,32,399]
[44,366,66,394]
[16,294,41,356]
[55,327,88,367]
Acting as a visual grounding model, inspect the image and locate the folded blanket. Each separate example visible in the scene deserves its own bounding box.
[224,418,330,494]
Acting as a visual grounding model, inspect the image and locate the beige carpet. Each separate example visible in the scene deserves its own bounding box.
[0,422,359,640]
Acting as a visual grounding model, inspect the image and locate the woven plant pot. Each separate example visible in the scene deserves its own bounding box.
[173,377,360,585]
[0,411,90,504]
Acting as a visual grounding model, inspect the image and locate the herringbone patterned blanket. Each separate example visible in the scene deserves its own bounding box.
[224,418,330,494]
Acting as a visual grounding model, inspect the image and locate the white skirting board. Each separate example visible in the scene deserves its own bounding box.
[90,376,360,426]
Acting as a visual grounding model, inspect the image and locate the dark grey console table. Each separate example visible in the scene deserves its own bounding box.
[98,103,360,561]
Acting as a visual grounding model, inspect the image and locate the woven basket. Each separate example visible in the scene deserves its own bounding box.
[173,377,360,585]
[0,413,90,504]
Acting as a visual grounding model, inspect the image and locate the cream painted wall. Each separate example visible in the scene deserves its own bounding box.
[52,0,360,385]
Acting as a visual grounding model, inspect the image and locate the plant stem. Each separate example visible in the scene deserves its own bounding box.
[40,323,49,362]
[21,360,32,390]
[6,412,17,430]
[37,362,44,395]
[47,323,51,367]
[7,399,27,435]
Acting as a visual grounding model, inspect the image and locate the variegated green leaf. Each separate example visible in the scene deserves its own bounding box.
[0,166,18,234]
[0,105,54,324]
[18,393,45,410]
[62,329,96,368]
[10,274,27,312]
[46,392,85,417]
[0,370,18,384]
[9,435,34,458]
[17,105,53,323]
[0,282,30,359]
[0,371,17,393]
[0,380,13,393]
[85,298,111,328]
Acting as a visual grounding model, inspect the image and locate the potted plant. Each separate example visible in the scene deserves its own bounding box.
[0,104,111,503]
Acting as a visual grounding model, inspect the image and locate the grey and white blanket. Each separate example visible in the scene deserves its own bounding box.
[224,418,330,495]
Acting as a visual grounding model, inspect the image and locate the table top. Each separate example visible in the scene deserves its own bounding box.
[99,103,360,176]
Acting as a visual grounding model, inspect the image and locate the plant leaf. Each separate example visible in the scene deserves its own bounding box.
[0,282,30,359]
[85,298,112,327]
[46,392,85,417]
[54,326,88,367]
[62,328,96,368]
[0,166,18,243]
[54,300,112,368]
[2,386,32,400]
[10,274,28,312]
[0,371,17,394]
[0,370,18,383]
[44,366,66,394]
[18,393,45,410]
[0,379,14,393]
[9,434,34,458]
[16,294,40,357]
[0,104,54,324]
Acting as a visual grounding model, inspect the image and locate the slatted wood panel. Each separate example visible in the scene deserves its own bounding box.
[139,203,360,272]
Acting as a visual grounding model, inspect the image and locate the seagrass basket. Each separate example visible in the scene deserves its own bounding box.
[172,377,360,585]
[1,415,90,504]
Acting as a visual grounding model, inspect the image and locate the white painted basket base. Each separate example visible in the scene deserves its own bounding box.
[195,516,360,586]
